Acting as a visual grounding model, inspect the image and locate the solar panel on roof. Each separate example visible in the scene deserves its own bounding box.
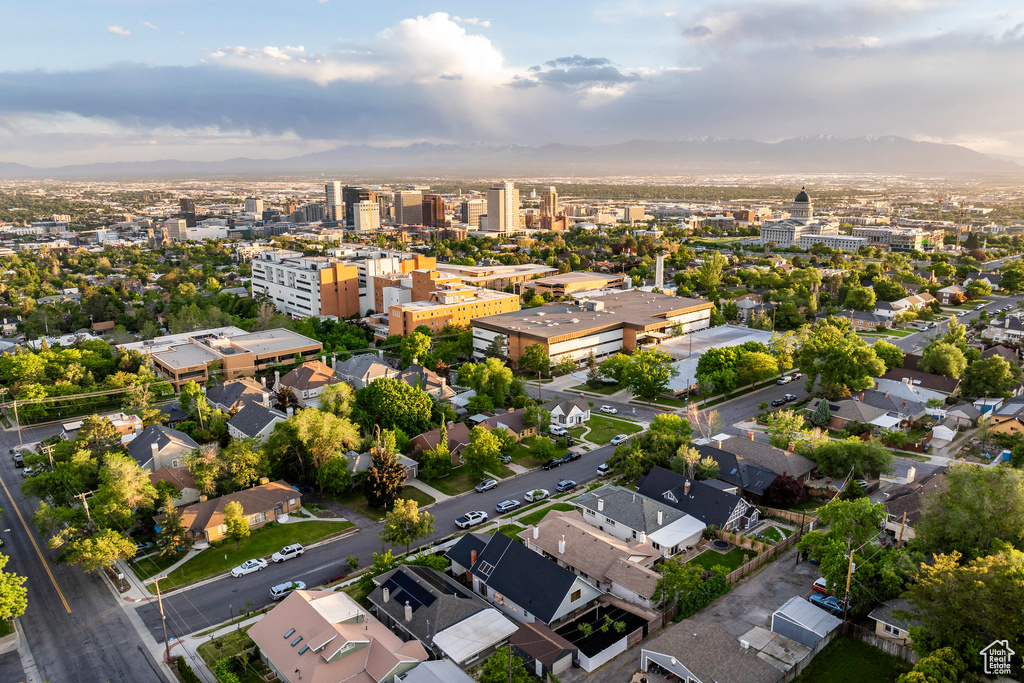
[389,570,437,611]
[413,567,458,595]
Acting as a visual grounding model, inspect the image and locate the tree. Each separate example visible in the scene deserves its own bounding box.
[961,355,1016,399]
[620,348,679,403]
[519,342,550,379]
[157,493,192,557]
[809,398,832,428]
[918,343,967,379]
[419,446,453,480]
[363,432,407,509]
[654,558,703,605]
[914,465,1024,559]
[223,500,250,548]
[797,318,885,399]
[292,409,360,482]
[462,426,503,481]
[686,404,723,442]
[895,648,965,683]
[77,414,123,456]
[354,377,432,435]
[0,554,27,621]
[380,498,435,556]
[122,381,168,427]
[768,330,807,372]
[599,353,632,384]
[316,454,351,495]
[813,438,895,478]
[765,409,811,449]
[59,528,137,573]
[649,413,693,441]
[670,445,701,478]
[965,279,992,300]
[178,380,212,427]
[400,332,432,369]
[734,351,778,387]
[695,251,727,293]
[221,438,268,492]
[317,382,354,418]
[457,358,515,408]
[483,335,507,361]
[843,285,876,311]
[872,339,905,373]
[521,405,550,428]
[92,452,158,530]
[762,474,806,507]
[871,276,907,302]
[479,647,529,683]
[187,443,220,496]
[904,549,1024,670]
[696,456,719,480]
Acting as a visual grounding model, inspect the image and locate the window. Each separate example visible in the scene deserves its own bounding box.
[586,509,596,516]
[570,589,581,602]
[882,624,902,637]
[250,512,266,524]
[170,459,180,468]
[606,519,615,527]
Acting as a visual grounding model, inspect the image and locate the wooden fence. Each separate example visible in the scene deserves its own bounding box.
[841,622,919,664]
[725,517,817,584]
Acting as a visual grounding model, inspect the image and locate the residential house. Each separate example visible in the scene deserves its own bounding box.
[856,390,928,423]
[937,284,967,305]
[481,408,537,441]
[543,397,591,428]
[974,397,1006,415]
[0,317,20,336]
[872,292,936,320]
[771,596,843,649]
[946,403,982,428]
[247,589,427,683]
[877,362,961,403]
[572,484,706,558]
[868,598,919,646]
[368,565,517,667]
[125,425,199,472]
[964,272,1002,291]
[510,622,577,680]
[805,397,894,432]
[341,450,419,480]
[833,309,890,331]
[334,355,399,389]
[931,419,958,442]
[399,363,453,400]
[445,532,601,625]
[707,435,818,484]
[982,344,1019,363]
[985,314,1024,344]
[61,412,143,442]
[637,467,759,531]
[984,396,1024,436]
[206,377,271,413]
[226,403,287,442]
[396,660,475,683]
[158,403,190,427]
[160,479,302,542]
[520,510,663,609]
[275,359,343,408]
[148,466,201,507]
[734,293,777,322]
[409,422,473,463]
[882,470,948,540]
[640,619,780,683]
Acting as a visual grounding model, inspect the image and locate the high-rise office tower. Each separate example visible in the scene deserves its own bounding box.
[460,199,484,227]
[179,198,196,214]
[540,186,558,218]
[244,197,264,214]
[342,187,373,228]
[486,181,520,235]
[394,190,424,225]
[302,203,326,223]
[353,200,381,233]
[325,181,343,222]
[422,195,445,228]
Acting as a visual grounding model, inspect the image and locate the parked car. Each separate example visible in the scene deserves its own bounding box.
[134,541,154,553]
[564,435,576,447]
[792,372,803,380]
[231,558,268,577]
[975,304,984,310]
[777,376,793,385]
[541,458,562,470]
[854,479,869,490]
[475,479,498,493]
[600,405,618,414]
[272,543,305,563]
[455,510,488,529]
[22,465,40,478]
[609,434,630,446]
[560,452,581,464]
[927,322,936,328]
[555,479,577,493]
[524,488,549,503]
[270,581,306,600]
[809,594,847,616]
[549,425,568,437]
[771,398,786,407]
[499,454,512,464]
[783,393,797,402]
[597,463,610,476]
[812,577,831,595]
[12,452,24,468]
[495,499,521,514]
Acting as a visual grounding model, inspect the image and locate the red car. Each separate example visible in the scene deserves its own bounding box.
[812,577,831,595]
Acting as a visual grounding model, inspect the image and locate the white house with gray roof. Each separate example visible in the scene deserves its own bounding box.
[226,403,287,442]
[334,354,399,389]
[572,485,706,558]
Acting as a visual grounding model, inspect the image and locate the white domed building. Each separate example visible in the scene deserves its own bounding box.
[759,187,864,251]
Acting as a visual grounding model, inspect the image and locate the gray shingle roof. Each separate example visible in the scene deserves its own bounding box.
[643,619,779,683]
[227,403,286,438]
[713,436,817,480]
[637,467,753,528]
[205,378,267,411]
[573,484,687,532]
[868,598,920,631]
[125,425,198,467]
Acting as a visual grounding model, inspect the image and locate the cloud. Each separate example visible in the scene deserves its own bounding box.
[142,21,158,30]
[452,16,491,28]
[681,25,713,38]
[107,25,131,36]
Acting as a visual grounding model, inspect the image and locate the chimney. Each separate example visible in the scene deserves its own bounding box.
[378,349,384,359]
[640,531,647,544]
[787,441,795,452]
[286,407,294,418]
[532,526,539,540]
[558,535,565,554]
[657,510,663,525]
[151,442,158,461]
[412,357,418,366]
[875,381,879,390]
[684,480,691,495]
[716,438,723,449]
[404,601,412,622]
[508,407,514,413]
[470,549,477,567]
[274,370,280,387]
[747,431,754,441]
[321,355,327,365]
[262,392,270,407]
[382,587,390,603]
[859,392,864,401]
[597,499,604,512]
[332,355,338,371]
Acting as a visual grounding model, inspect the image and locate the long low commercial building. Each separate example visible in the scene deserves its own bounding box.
[471,290,713,366]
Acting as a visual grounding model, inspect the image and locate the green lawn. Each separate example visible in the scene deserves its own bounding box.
[426,464,516,496]
[149,520,354,592]
[131,550,186,582]
[687,546,752,573]
[197,631,254,670]
[489,524,525,540]
[0,620,12,637]
[508,436,568,468]
[793,636,912,683]
[579,415,644,445]
[516,503,576,527]
[571,383,621,395]
[761,526,790,543]
[334,486,436,521]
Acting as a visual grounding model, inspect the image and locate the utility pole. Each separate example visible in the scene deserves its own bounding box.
[13,399,22,448]
[75,492,92,525]
[843,546,855,622]
[148,576,171,664]
[40,443,54,469]
[508,644,513,683]
[897,511,908,548]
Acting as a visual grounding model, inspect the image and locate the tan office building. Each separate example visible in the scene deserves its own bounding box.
[387,282,521,337]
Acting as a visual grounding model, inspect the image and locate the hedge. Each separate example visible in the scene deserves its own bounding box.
[675,575,731,621]
[177,656,201,683]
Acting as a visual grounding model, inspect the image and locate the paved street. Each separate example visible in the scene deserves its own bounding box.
[0,424,169,683]
[890,293,1022,353]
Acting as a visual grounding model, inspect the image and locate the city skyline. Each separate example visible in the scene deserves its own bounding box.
[2,1,1024,166]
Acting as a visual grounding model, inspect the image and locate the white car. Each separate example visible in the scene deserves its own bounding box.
[455,511,488,529]
[524,488,549,503]
[600,405,618,414]
[609,434,630,446]
[270,580,306,600]
[230,558,268,577]
[549,425,568,437]
[272,543,305,563]
[777,376,793,385]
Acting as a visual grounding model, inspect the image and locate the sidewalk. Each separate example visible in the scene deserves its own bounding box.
[403,478,451,503]
[117,545,208,602]
[170,614,267,683]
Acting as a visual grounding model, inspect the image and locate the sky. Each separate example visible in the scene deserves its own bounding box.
[2,0,1024,166]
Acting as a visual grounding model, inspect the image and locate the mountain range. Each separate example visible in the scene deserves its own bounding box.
[0,135,1018,179]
